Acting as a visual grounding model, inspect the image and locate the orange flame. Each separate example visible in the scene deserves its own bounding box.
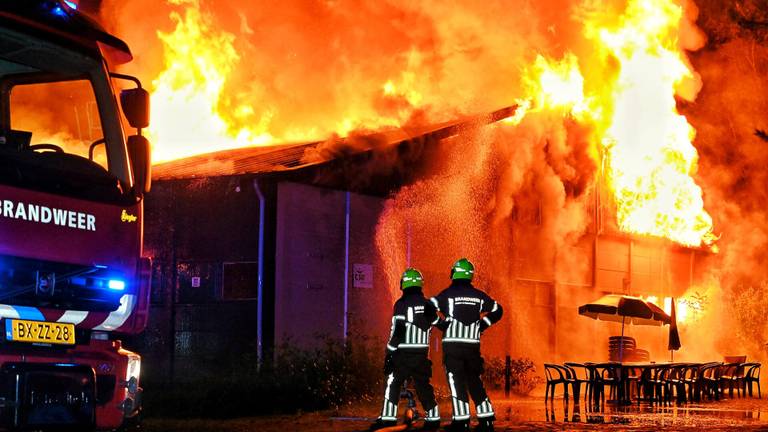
[594,0,716,250]
[144,0,716,250]
[147,0,276,163]
[519,0,716,250]
[146,0,428,163]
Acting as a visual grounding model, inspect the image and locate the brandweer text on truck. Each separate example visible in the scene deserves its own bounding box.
[0,1,152,430]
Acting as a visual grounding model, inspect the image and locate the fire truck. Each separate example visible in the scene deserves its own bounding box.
[0,1,151,430]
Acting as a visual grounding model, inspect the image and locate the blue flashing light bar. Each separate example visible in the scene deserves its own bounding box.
[50,4,68,17]
[107,279,126,291]
[63,0,78,9]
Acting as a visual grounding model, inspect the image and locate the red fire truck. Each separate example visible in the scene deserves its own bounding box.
[0,1,151,430]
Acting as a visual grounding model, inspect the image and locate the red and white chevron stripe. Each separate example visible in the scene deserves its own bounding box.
[0,294,136,332]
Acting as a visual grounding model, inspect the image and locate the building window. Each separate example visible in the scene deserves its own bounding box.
[176,262,220,304]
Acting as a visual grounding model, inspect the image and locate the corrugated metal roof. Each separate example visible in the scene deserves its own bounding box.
[152,143,312,180]
[151,106,518,181]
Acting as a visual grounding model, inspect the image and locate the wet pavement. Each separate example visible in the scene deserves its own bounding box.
[143,394,768,431]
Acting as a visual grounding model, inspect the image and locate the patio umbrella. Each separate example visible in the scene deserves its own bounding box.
[643,301,673,326]
[578,294,671,361]
[668,297,681,360]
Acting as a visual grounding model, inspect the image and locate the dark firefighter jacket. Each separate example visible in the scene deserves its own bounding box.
[386,288,439,352]
[430,279,503,344]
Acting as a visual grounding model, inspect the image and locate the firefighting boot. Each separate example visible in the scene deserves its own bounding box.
[475,417,495,432]
[422,419,441,430]
[369,418,397,431]
[446,420,470,432]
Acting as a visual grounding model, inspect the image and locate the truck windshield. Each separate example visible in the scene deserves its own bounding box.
[0,27,129,204]
[12,79,108,168]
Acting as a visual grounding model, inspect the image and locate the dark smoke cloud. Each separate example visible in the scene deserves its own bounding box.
[682,0,768,359]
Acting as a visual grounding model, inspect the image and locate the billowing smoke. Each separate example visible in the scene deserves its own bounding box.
[682,0,768,361]
[374,0,768,365]
[374,108,598,361]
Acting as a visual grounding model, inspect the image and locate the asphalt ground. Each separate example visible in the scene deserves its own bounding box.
[142,393,768,431]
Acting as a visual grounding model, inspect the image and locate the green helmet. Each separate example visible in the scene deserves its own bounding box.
[400,268,424,290]
[451,258,474,280]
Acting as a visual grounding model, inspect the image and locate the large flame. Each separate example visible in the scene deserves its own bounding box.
[144,0,715,249]
[148,0,275,163]
[146,0,426,163]
[594,0,716,250]
[518,0,716,250]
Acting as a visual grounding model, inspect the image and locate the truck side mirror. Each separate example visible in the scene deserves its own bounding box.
[128,135,151,195]
[120,88,150,130]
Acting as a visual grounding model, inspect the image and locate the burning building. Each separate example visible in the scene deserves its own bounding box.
[135,111,517,382]
[135,107,716,384]
[87,0,768,384]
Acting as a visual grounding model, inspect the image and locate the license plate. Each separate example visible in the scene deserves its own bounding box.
[5,319,75,345]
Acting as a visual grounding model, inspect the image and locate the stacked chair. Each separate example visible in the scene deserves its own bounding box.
[608,336,635,362]
[608,336,650,362]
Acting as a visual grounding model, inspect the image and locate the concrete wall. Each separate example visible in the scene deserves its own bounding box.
[274,182,389,349]
[129,177,265,384]
[135,175,709,386]
[134,178,391,384]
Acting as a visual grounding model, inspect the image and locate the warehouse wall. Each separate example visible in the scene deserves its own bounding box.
[274,182,389,350]
[133,178,390,385]
[128,176,266,384]
[133,175,710,387]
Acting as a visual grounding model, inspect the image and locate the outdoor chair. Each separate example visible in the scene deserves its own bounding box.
[700,363,724,400]
[742,363,762,398]
[634,365,657,403]
[564,363,592,405]
[719,363,745,398]
[664,364,688,404]
[582,363,603,408]
[634,365,661,403]
[624,366,643,402]
[544,364,570,403]
[647,365,673,405]
[682,363,704,402]
[592,363,623,406]
[694,362,721,401]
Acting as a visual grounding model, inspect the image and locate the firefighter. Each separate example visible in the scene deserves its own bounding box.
[370,268,441,431]
[431,258,503,432]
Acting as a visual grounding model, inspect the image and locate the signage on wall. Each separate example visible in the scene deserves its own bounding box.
[353,264,373,288]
